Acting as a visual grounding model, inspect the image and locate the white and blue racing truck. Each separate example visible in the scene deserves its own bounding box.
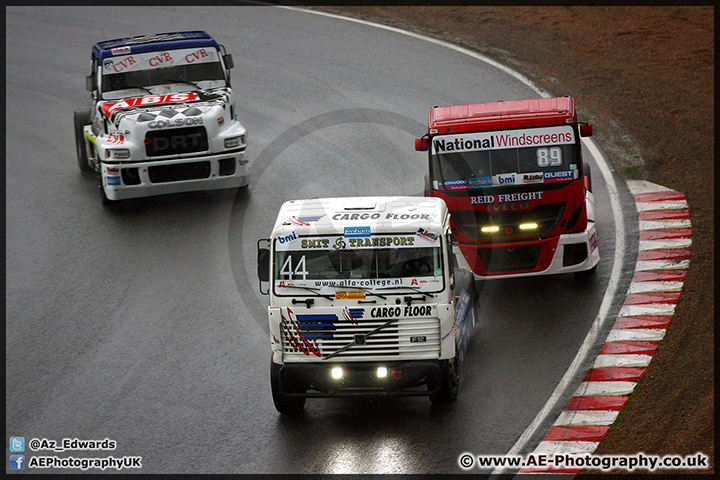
[74,31,248,203]
[257,196,478,413]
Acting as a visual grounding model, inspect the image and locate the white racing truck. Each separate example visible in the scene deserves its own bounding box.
[74,31,249,203]
[257,196,478,414]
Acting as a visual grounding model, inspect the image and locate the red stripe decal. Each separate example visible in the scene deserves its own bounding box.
[637,248,691,261]
[566,395,629,411]
[625,291,682,305]
[613,316,673,329]
[632,270,687,282]
[638,209,690,221]
[600,340,658,354]
[544,425,611,441]
[639,229,692,240]
[634,191,686,203]
[584,366,646,382]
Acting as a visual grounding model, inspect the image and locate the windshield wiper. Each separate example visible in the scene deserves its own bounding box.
[376,285,436,297]
[162,78,199,88]
[323,317,398,360]
[276,284,334,300]
[123,85,153,94]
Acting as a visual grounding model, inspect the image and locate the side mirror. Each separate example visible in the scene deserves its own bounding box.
[257,239,270,294]
[85,75,94,92]
[415,137,430,151]
[223,54,234,70]
[579,123,593,137]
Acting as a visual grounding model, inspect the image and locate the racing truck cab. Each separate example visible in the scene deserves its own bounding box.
[415,96,600,279]
[74,31,249,203]
[257,196,477,413]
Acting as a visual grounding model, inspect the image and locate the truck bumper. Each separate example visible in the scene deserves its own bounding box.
[99,151,249,201]
[457,222,600,280]
[276,360,444,398]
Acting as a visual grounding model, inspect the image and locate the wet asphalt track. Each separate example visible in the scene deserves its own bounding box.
[5,6,638,474]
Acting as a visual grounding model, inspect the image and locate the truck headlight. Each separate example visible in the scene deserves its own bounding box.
[106,148,130,159]
[481,225,499,233]
[224,136,243,149]
[519,223,538,230]
[331,367,343,379]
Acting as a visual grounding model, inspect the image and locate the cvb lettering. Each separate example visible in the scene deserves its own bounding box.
[185,48,210,63]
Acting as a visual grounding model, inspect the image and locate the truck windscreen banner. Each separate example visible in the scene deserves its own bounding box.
[274,232,440,252]
[431,125,575,155]
[102,47,220,74]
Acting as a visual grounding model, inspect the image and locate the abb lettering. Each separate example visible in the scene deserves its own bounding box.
[102,93,199,116]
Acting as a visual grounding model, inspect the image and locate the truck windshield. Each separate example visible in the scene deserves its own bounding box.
[431,125,579,189]
[273,234,444,296]
[100,47,227,100]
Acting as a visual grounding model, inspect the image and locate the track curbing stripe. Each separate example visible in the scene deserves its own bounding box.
[521,181,691,473]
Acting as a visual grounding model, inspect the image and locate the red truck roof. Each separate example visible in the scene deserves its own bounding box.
[429,96,576,134]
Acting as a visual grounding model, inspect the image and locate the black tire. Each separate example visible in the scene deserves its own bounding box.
[74,109,93,173]
[97,169,125,211]
[583,161,593,193]
[429,358,459,405]
[270,360,306,414]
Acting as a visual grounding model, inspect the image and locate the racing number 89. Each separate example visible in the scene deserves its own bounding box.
[536,147,562,167]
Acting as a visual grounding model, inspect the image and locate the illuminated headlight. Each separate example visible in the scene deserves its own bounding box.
[481,226,500,233]
[224,136,244,149]
[519,223,538,230]
[376,367,388,378]
[331,367,343,379]
[106,148,130,159]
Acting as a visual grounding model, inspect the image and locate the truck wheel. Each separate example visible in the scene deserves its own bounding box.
[429,358,459,405]
[271,360,306,414]
[96,169,123,210]
[583,161,593,193]
[74,109,93,173]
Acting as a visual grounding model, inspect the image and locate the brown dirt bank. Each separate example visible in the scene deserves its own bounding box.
[313,5,714,474]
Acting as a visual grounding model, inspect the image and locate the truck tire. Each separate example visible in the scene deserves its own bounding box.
[96,169,124,211]
[429,358,459,405]
[74,109,93,173]
[583,161,593,193]
[271,360,306,414]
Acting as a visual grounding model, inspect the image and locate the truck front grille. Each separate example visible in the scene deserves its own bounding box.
[452,203,566,240]
[281,314,440,362]
[144,126,208,157]
[148,161,210,183]
[478,243,543,273]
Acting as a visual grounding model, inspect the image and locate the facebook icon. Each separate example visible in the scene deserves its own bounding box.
[9,455,25,470]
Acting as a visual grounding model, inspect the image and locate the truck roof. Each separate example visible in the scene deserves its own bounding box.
[429,96,576,134]
[272,196,449,237]
[92,31,220,62]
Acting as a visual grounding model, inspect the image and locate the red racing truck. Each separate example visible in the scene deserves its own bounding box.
[415,96,599,279]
